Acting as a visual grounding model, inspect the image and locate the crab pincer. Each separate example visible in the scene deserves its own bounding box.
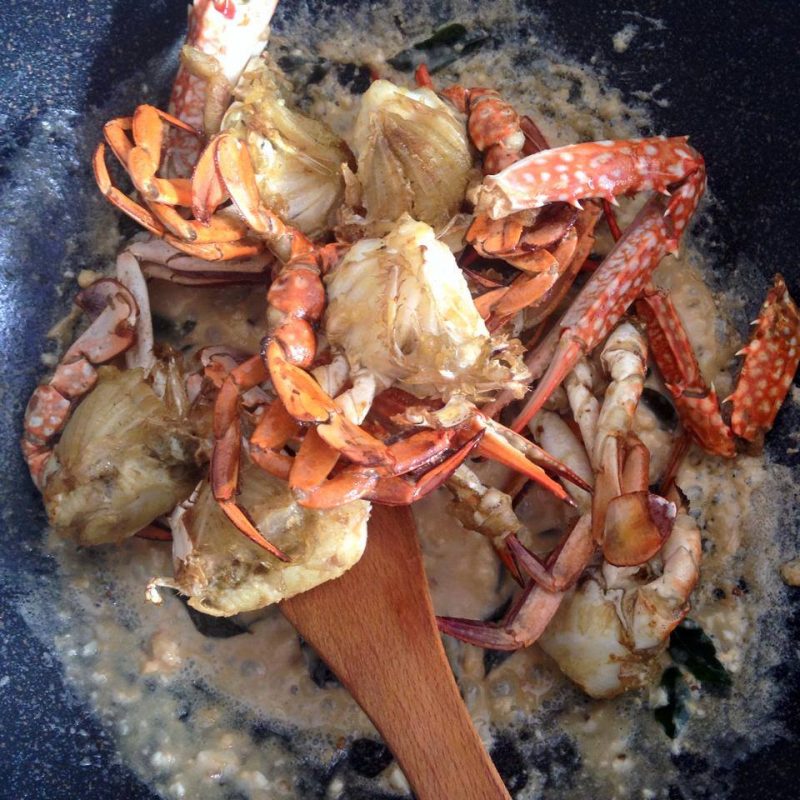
[729,274,800,444]
[477,136,707,433]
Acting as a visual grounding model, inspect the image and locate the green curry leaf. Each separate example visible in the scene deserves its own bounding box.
[654,666,691,739]
[668,618,732,692]
[388,24,490,73]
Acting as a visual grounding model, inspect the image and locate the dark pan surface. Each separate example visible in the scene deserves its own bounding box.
[1,1,798,798]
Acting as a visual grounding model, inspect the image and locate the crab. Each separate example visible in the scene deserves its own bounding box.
[23,0,800,679]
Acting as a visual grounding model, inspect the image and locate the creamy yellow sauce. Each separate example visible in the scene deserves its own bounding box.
[16,1,800,799]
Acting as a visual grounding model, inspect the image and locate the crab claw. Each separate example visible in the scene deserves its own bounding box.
[728,274,800,443]
[476,428,573,505]
[602,492,675,566]
[476,136,703,220]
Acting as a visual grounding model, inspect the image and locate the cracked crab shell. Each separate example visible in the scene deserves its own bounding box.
[163,463,370,616]
[43,366,201,546]
[350,80,473,229]
[324,215,528,401]
[222,59,351,238]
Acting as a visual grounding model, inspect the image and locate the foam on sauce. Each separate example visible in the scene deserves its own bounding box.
[12,1,800,798]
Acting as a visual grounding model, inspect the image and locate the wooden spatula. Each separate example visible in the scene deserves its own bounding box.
[281,504,510,800]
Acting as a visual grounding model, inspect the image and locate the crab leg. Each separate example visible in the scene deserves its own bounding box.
[563,358,600,458]
[601,185,799,456]
[508,514,594,592]
[101,108,199,206]
[476,428,575,503]
[212,133,317,261]
[437,513,592,652]
[267,342,392,466]
[249,397,299,481]
[126,235,274,285]
[291,425,461,508]
[211,355,290,560]
[93,143,165,237]
[167,0,278,175]
[510,155,704,434]
[22,279,138,488]
[636,285,735,455]
[94,123,266,262]
[438,581,565,651]
[446,464,525,582]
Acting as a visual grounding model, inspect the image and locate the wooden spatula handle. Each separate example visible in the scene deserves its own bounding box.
[282,504,510,800]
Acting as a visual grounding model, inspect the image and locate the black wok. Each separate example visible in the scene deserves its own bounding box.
[1,1,798,797]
